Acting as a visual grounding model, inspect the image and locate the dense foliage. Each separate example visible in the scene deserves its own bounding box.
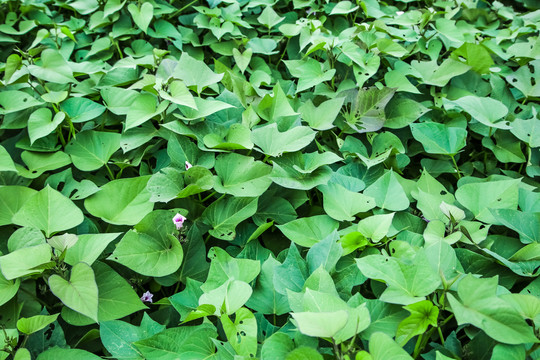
[0,0,539,358]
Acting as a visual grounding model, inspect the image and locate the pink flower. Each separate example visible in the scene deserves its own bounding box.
[185,161,193,170]
[140,291,153,303]
[173,213,186,230]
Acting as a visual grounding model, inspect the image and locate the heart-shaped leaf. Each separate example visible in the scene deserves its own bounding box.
[48,262,99,323]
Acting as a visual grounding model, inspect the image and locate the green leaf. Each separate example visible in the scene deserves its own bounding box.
[65,233,121,266]
[483,131,526,163]
[455,177,520,224]
[65,130,121,171]
[222,307,257,357]
[384,97,430,129]
[0,272,19,306]
[100,314,164,360]
[277,215,339,247]
[0,91,42,115]
[133,324,217,359]
[147,167,184,203]
[60,97,106,123]
[410,122,467,155]
[159,80,197,109]
[12,185,84,237]
[510,109,540,148]
[214,153,273,197]
[256,84,299,124]
[84,176,153,225]
[261,332,295,360]
[167,135,215,169]
[16,151,72,179]
[174,97,234,121]
[376,38,408,57]
[201,197,258,240]
[357,213,395,242]
[127,2,153,33]
[270,153,334,190]
[13,348,31,360]
[0,145,17,172]
[173,52,224,94]
[201,247,261,292]
[177,166,214,198]
[232,48,252,73]
[27,49,76,83]
[203,123,254,150]
[28,109,65,145]
[257,6,285,28]
[452,43,494,74]
[49,262,99,322]
[505,59,540,99]
[291,311,348,338]
[446,96,510,129]
[101,87,139,115]
[300,97,345,130]
[284,58,336,93]
[356,250,441,305]
[364,170,409,211]
[125,93,169,130]
[369,332,413,360]
[198,279,250,316]
[61,262,147,325]
[318,183,375,221]
[447,275,537,344]
[343,87,395,133]
[108,210,184,277]
[252,123,316,157]
[17,314,59,335]
[330,1,359,15]
[410,58,470,87]
[245,255,290,315]
[491,209,540,243]
[0,186,37,226]
[306,231,343,273]
[0,244,52,280]
[36,348,102,360]
[395,300,439,346]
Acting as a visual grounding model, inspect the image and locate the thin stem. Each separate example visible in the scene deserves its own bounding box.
[413,333,424,359]
[56,127,66,147]
[169,0,198,18]
[450,155,461,179]
[526,343,540,357]
[201,191,217,203]
[437,326,445,346]
[105,164,115,180]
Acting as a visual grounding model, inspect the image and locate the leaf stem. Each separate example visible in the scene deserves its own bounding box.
[450,155,461,179]
[105,164,115,180]
[413,333,424,359]
[437,326,445,345]
[201,191,217,203]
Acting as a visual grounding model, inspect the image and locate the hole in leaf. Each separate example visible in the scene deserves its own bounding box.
[23,98,27,102]
[240,331,246,336]
[440,190,447,195]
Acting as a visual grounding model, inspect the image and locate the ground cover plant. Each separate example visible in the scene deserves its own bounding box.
[0,0,539,358]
